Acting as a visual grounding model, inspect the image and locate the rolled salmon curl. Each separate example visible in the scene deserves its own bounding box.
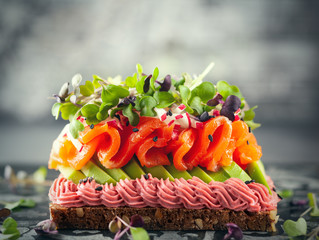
[102,117,167,169]
[77,121,122,169]
[219,139,236,166]
[136,124,173,168]
[234,133,262,165]
[231,120,250,147]
[48,137,68,169]
[170,128,196,171]
[193,116,232,172]
[48,135,100,171]
[183,116,232,170]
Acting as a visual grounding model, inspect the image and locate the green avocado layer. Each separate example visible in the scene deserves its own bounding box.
[58,157,269,190]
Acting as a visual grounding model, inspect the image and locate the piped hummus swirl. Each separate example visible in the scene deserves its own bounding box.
[49,175,83,207]
[49,174,280,211]
[77,180,102,206]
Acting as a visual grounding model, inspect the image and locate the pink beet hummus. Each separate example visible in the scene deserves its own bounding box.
[49,174,279,212]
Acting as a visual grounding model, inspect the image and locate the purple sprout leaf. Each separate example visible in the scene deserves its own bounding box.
[290,199,308,207]
[224,223,243,240]
[143,75,152,93]
[199,111,213,122]
[207,93,223,106]
[53,94,63,103]
[220,95,241,121]
[130,215,144,228]
[34,219,58,235]
[159,75,172,92]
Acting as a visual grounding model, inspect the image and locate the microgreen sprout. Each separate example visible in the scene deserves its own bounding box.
[108,215,149,240]
[282,217,307,237]
[51,63,261,139]
[277,189,294,199]
[282,192,319,239]
[158,75,172,92]
[223,223,243,240]
[0,199,36,211]
[220,95,241,121]
[34,219,58,235]
[0,217,20,240]
[307,193,319,217]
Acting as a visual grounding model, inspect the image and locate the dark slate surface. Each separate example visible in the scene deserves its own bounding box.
[0,164,318,239]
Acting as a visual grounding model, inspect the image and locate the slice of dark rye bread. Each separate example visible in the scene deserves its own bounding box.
[50,203,279,232]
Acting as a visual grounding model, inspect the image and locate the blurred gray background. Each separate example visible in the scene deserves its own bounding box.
[0,0,318,166]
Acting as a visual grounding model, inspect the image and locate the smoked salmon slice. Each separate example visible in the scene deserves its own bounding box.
[67,135,103,170]
[48,134,102,170]
[220,138,236,166]
[102,117,167,168]
[136,124,173,168]
[79,122,110,144]
[48,137,69,169]
[49,114,263,172]
[185,116,232,171]
[96,127,121,167]
[170,128,196,171]
[235,133,262,165]
[231,120,250,147]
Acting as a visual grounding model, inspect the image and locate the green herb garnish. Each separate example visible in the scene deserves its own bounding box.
[0,199,36,211]
[51,63,260,138]
[308,193,319,217]
[0,217,20,240]
[277,189,294,199]
[282,217,307,237]
[282,192,319,239]
[130,227,149,240]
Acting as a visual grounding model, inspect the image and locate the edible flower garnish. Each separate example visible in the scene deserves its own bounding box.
[51,63,260,139]
[34,219,58,235]
[223,223,243,240]
[108,215,149,240]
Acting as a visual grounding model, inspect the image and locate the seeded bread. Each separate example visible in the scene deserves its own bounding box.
[50,203,278,232]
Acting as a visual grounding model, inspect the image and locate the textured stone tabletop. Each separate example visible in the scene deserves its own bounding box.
[0,164,318,239]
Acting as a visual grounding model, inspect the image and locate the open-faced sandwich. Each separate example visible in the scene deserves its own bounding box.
[48,63,280,232]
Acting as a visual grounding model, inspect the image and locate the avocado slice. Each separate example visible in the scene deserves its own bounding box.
[222,161,251,182]
[246,160,271,194]
[94,160,131,181]
[188,167,213,183]
[81,161,116,185]
[58,165,86,184]
[164,164,192,180]
[205,168,229,182]
[122,156,145,179]
[143,165,174,181]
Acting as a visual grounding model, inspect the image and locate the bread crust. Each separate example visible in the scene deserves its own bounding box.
[50,203,278,232]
